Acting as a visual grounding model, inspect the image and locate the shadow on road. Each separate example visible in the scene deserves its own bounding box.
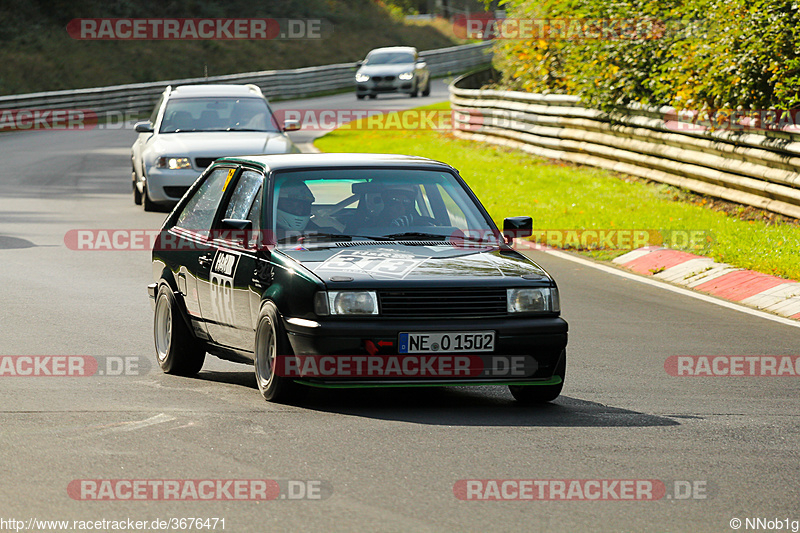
[195,370,679,428]
[0,235,38,249]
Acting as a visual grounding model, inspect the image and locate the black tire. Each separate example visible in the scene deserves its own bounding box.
[509,350,566,404]
[410,85,418,98]
[368,94,377,100]
[356,94,365,100]
[132,169,142,205]
[143,182,158,212]
[254,302,306,403]
[421,80,431,97]
[153,283,206,376]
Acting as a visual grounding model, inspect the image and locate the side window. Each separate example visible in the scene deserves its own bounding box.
[247,187,261,229]
[224,170,264,220]
[175,167,232,237]
[149,94,164,126]
[246,187,262,248]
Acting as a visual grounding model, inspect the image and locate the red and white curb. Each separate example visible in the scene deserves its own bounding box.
[613,247,800,320]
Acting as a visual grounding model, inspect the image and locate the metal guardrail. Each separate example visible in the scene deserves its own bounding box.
[0,42,492,117]
[449,69,800,219]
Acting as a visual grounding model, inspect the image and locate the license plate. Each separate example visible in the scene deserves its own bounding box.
[398,331,495,354]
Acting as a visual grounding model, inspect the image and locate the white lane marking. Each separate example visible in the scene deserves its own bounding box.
[538,248,800,329]
[612,247,660,264]
[107,413,176,433]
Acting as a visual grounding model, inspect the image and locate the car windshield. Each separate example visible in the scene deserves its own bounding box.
[270,168,500,247]
[365,52,415,65]
[159,97,281,133]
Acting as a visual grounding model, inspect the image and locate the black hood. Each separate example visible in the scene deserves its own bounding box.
[279,243,551,288]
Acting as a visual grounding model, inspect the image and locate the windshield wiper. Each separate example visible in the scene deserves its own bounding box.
[381,232,499,245]
[381,232,448,241]
[277,233,385,244]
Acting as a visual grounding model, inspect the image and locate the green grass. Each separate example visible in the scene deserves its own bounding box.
[315,101,800,281]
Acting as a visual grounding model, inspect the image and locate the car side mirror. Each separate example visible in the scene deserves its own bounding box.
[134,121,154,133]
[415,61,427,70]
[283,119,301,132]
[503,216,533,243]
[220,219,254,248]
[356,60,364,67]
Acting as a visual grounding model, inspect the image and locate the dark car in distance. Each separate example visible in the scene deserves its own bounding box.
[148,153,568,403]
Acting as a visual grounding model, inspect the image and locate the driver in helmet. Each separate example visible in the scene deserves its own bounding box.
[276,181,316,232]
[374,185,419,227]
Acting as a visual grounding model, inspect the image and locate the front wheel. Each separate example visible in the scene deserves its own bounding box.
[356,94,365,100]
[143,182,158,212]
[509,350,565,403]
[254,302,305,403]
[421,80,431,97]
[132,168,142,205]
[154,284,205,376]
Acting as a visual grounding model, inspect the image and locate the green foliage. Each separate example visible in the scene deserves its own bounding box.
[316,102,800,280]
[491,0,800,112]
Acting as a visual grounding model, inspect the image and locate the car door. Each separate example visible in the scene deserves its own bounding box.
[167,165,235,340]
[203,168,266,350]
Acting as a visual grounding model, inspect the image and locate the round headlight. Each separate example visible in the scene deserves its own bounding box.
[331,291,378,315]
[507,288,551,313]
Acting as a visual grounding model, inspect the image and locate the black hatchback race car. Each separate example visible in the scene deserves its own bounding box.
[148,153,568,403]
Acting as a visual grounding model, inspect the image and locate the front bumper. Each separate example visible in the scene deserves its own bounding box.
[144,166,202,203]
[356,78,415,95]
[282,316,568,387]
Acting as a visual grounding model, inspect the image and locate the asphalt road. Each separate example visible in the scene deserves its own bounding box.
[1,79,799,532]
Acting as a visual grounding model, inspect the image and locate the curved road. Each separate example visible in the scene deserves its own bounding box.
[1,79,798,531]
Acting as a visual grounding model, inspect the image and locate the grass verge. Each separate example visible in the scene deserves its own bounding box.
[315,101,800,281]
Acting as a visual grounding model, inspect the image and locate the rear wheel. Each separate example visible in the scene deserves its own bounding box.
[356,94,365,100]
[368,94,377,100]
[509,350,565,403]
[154,283,205,376]
[254,302,306,403]
[421,80,431,97]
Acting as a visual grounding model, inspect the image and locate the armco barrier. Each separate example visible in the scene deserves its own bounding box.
[449,69,800,220]
[0,42,492,118]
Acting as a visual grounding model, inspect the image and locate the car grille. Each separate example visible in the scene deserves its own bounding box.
[372,76,395,82]
[163,186,190,199]
[378,288,508,318]
[195,157,220,168]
